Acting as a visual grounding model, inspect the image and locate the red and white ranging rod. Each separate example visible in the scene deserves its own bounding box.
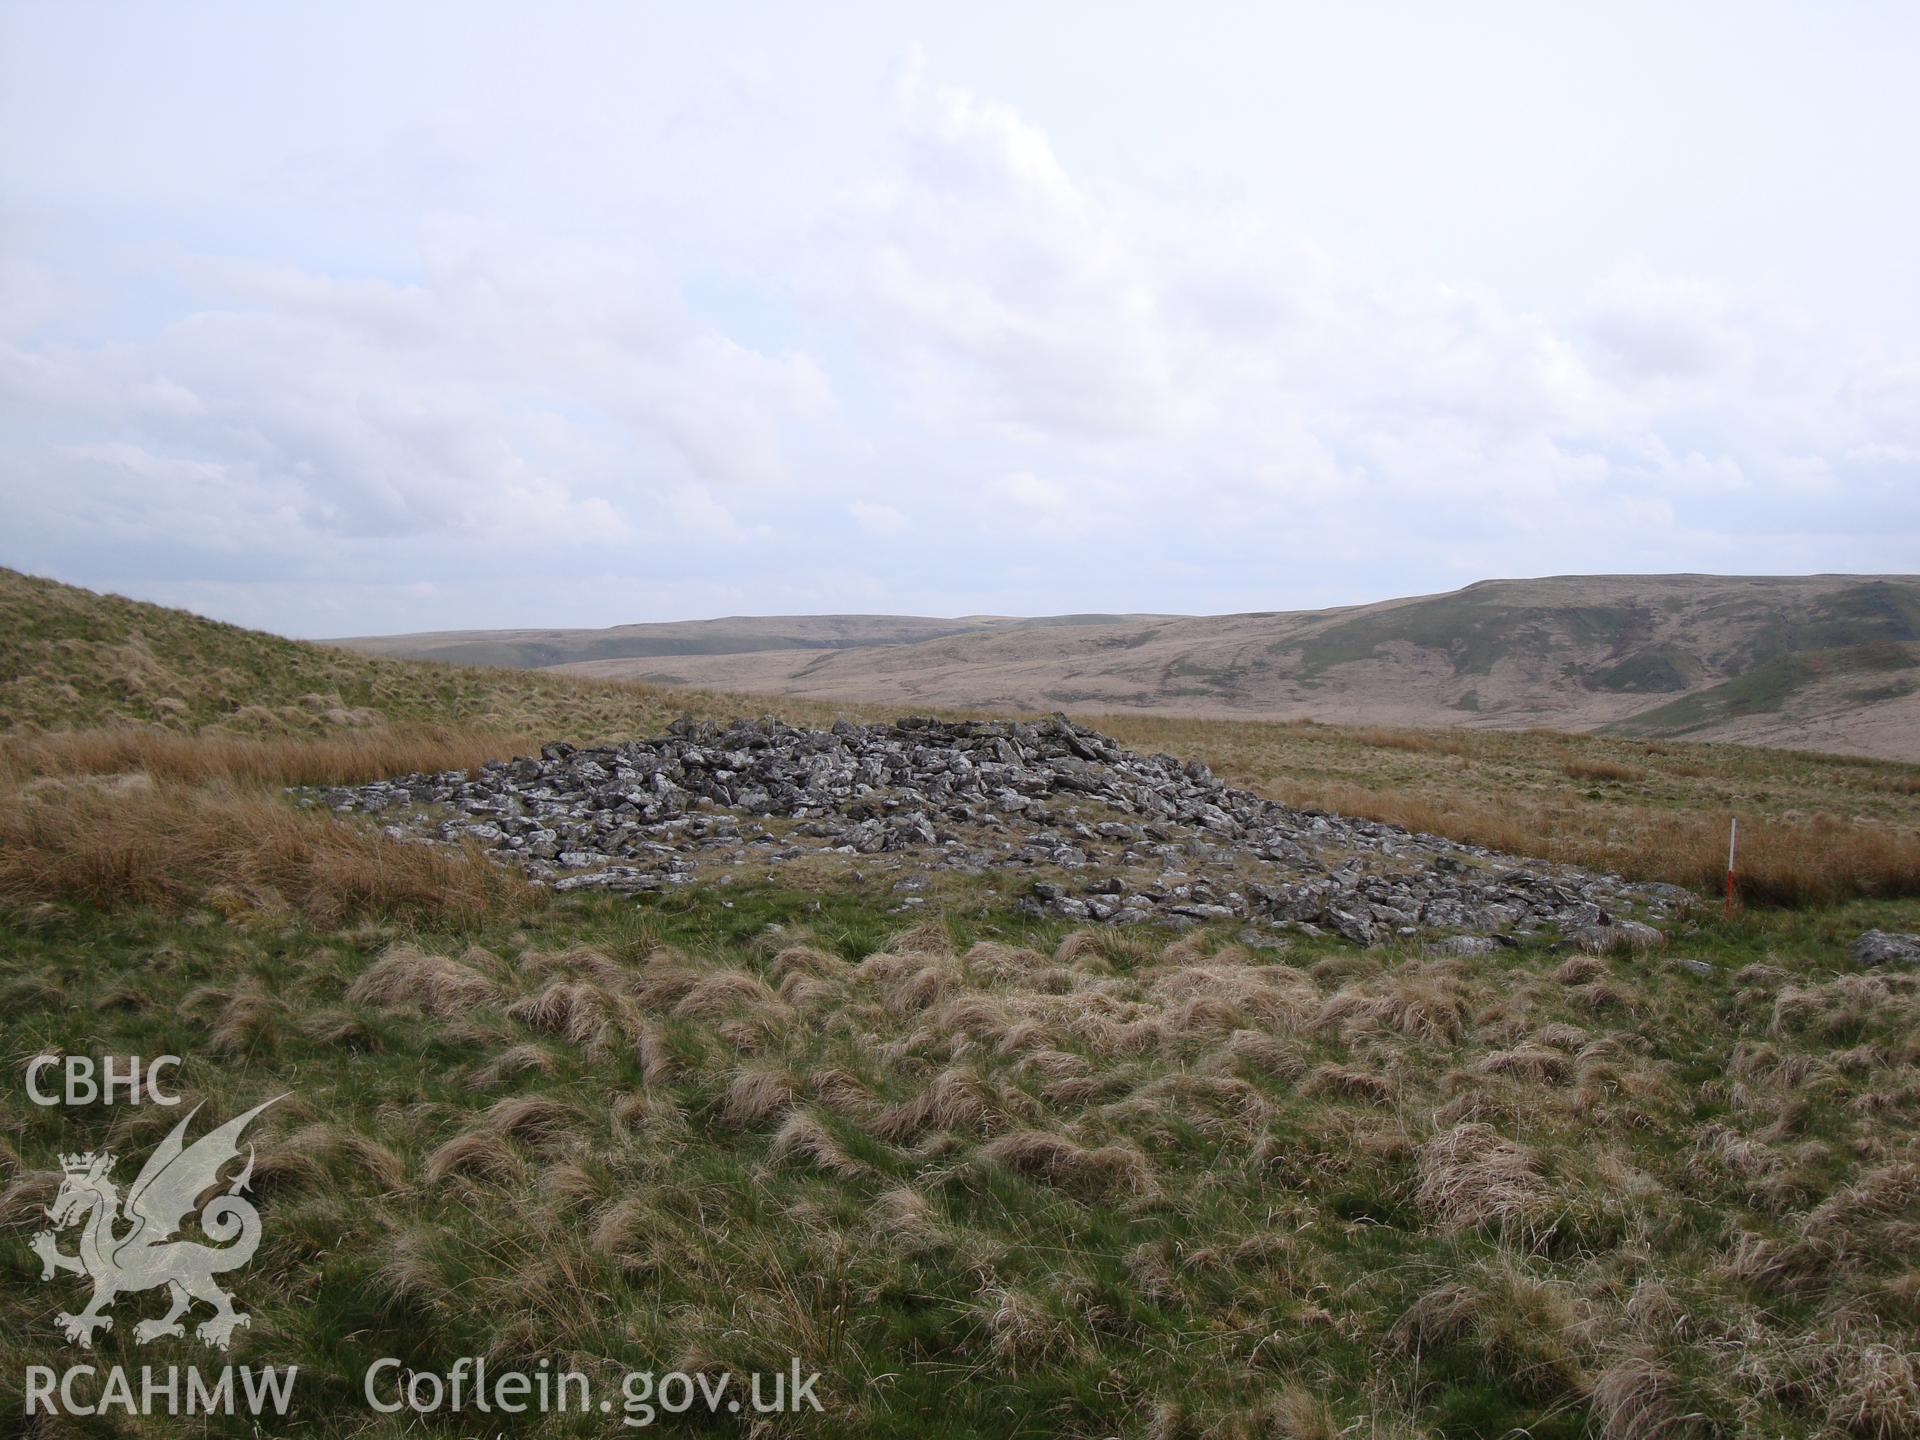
[1725,817,1738,918]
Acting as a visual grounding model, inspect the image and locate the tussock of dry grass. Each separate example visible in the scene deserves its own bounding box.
[1773,974,1900,1039]
[372,1228,452,1309]
[1589,1348,1690,1440]
[423,1129,523,1186]
[588,1194,672,1263]
[977,1285,1088,1364]
[723,1064,803,1128]
[1694,1122,1780,1184]
[1225,1028,1310,1081]
[1149,959,1320,1036]
[867,1185,956,1257]
[468,1041,560,1089]
[880,956,960,1016]
[348,942,505,1015]
[1318,974,1471,1042]
[1722,1228,1836,1297]
[484,1095,587,1147]
[980,1130,1154,1198]
[873,1066,1010,1141]
[1303,1063,1397,1105]
[508,979,644,1061]
[1478,1043,1576,1086]
[180,980,283,1056]
[808,1064,876,1117]
[769,1109,867,1177]
[671,969,787,1022]
[770,944,854,1008]
[1066,1010,1167,1057]
[964,937,1054,979]
[1131,1073,1268,1126]
[1391,1258,1590,1401]
[1554,955,1610,985]
[256,1123,408,1195]
[1806,1162,1920,1245]
[1415,1122,1552,1241]
[517,943,642,988]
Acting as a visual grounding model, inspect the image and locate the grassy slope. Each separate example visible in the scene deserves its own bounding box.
[0,567,866,739]
[1251,577,1920,745]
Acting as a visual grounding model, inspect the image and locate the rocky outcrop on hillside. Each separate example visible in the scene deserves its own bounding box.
[310,714,1688,945]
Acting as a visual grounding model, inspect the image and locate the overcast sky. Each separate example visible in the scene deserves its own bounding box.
[3,3,1916,637]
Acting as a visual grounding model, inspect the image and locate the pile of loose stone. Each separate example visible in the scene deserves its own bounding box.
[308,714,1690,947]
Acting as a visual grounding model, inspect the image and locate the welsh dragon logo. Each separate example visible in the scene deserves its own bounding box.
[28,1097,282,1350]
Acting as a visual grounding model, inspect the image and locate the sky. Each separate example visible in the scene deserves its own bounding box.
[2,2,1916,638]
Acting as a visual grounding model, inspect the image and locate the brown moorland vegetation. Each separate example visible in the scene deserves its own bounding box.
[0,776,536,926]
[1095,715,1920,907]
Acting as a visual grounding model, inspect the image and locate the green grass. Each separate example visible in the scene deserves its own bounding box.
[3,887,1917,1437]
[1584,645,1701,694]
[1609,643,1919,738]
[1609,656,1817,732]
[1708,581,1920,676]
[1284,594,1646,679]
[1852,678,1920,705]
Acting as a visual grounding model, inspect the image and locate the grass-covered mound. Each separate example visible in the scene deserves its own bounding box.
[0,567,853,739]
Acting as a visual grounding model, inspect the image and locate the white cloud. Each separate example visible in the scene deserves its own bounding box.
[129,376,206,417]
[821,57,1920,581]
[2,23,1916,634]
[833,61,1191,444]
[2,226,835,561]
[834,65,1649,516]
[671,483,747,539]
[994,471,1067,511]
[849,499,911,536]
